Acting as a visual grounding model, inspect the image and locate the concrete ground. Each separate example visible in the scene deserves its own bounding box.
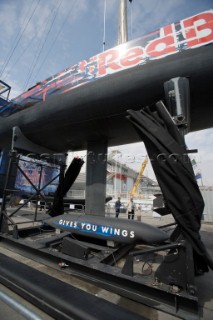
[0,208,212,320]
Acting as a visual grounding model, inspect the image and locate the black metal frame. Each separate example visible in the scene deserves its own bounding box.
[0,229,199,320]
[0,79,11,100]
[0,126,200,320]
[0,252,145,320]
[0,126,66,236]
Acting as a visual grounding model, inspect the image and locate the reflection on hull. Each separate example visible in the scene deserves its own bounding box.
[0,11,213,151]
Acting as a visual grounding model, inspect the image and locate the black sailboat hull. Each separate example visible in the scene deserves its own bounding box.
[0,45,212,151]
[0,11,213,151]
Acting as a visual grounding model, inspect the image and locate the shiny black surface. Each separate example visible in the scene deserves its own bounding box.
[0,45,212,151]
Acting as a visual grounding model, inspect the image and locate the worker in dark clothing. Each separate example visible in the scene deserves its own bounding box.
[115,197,122,218]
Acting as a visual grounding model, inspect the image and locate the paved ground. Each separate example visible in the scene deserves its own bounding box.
[0,208,212,320]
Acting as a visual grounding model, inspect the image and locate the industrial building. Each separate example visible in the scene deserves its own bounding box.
[68,154,213,222]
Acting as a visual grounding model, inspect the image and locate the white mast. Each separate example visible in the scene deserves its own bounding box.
[118,0,128,45]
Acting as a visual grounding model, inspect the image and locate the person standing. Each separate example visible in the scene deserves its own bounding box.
[115,197,122,218]
[127,198,135,220]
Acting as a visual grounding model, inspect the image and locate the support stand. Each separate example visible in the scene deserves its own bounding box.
[85,140,108,216]
[0,126,66,235]
[0,79,203,319]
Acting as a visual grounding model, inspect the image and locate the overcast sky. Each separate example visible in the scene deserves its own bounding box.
[0,0,213,185]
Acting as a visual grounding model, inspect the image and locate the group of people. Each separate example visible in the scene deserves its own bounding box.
[115,197,136,220]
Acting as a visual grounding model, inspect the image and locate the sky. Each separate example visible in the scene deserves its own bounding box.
[0,0,213,185]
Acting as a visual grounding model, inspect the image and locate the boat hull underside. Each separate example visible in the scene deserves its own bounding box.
[0,44,212,152]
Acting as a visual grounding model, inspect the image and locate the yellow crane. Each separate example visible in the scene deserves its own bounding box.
[130,156,148,196]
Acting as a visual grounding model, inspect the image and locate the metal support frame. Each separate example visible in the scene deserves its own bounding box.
[0,88,201,319]
[85,140,108,216]
[0,231,199,320]
[164,77,190,135]
[0,252,145,320]
[0,126,66,234]
[0,80,11,100]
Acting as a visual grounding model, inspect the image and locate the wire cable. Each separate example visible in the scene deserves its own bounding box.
[0,0,36,77]
[0,0,41,78]
[3,36,35,82]
[30,0,75,85]
[129,0,133,41]
[103,0,107,52]
[23,0,63,91]
[3,0,52,83]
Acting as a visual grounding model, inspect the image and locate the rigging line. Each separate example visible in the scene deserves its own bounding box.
[3,1,46,82]
[0,0,41,78]
[103,0,107,52]
[3,36,35,82]
[0,0,36,73]
[24,0,64,91]
[30,0,76,85]
[0,0,36,77]
[129,0,133,40]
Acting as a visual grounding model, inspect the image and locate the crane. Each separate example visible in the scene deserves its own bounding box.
[130,156,148,196]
